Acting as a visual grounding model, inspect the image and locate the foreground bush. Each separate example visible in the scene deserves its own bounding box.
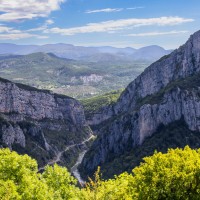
[82,146,200,200]
[1,146,200,199]
[0,148,79,199]
[131,146,200,199]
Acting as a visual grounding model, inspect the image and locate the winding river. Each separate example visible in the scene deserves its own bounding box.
[71,150,87,184]
[38,135,94,184]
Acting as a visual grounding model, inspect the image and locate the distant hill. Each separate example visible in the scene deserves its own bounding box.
[131,45,171,61]
[0,43,171,62]
[0,52,151,98]
[0,43,38,55]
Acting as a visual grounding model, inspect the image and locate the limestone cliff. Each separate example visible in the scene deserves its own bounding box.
[0,77,92,168]
[80,30,200,178]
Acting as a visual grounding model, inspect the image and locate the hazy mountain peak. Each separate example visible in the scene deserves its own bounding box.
[0,43,171,62]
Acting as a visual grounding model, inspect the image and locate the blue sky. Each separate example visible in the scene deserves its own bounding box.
[0,0,199,49]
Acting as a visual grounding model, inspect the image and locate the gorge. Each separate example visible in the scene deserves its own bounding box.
[80,29,200,178]
[1,30,200,183]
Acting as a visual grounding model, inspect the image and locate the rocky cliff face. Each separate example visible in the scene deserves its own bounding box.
[0,78,92,168]
[80,30,200,178]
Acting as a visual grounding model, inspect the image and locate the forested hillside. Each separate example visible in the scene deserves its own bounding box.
[0,53,149,98]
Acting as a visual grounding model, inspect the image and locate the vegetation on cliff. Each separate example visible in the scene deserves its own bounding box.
[81,89,123,119]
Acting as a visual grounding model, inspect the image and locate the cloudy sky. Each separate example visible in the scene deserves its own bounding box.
[0,0,199,49]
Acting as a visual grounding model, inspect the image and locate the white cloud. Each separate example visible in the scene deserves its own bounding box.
[86,8,123,14]
[0,25,21,33]
[27,19,54,32]
[127,7,144,10]
[85,7,144,14]
[45,17,194,36]
[27,26,47,32]
[0,33,48,40]
[0,13,39,22]
[0,0,65,21]
[85,6,144,14]
[46,19,54,25]
[0,25,48,40]
[126,30,189,37]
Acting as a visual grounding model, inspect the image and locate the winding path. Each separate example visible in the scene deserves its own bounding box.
[38,135,94,177]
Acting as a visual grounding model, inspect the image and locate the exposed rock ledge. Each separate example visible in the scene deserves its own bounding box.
[0,78,91,168]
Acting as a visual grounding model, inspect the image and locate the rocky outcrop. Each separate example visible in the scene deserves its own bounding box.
[80,30,200,177]
[0,78,91,167]
[2,124,25,149]
[88,30,200,125]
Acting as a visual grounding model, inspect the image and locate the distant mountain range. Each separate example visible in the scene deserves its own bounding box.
[0,43,171,62]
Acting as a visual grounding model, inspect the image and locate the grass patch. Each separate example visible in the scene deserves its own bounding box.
[81,89,123,118]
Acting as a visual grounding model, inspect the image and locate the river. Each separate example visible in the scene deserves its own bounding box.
[71,150,87,185]
[38,135,94,184]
